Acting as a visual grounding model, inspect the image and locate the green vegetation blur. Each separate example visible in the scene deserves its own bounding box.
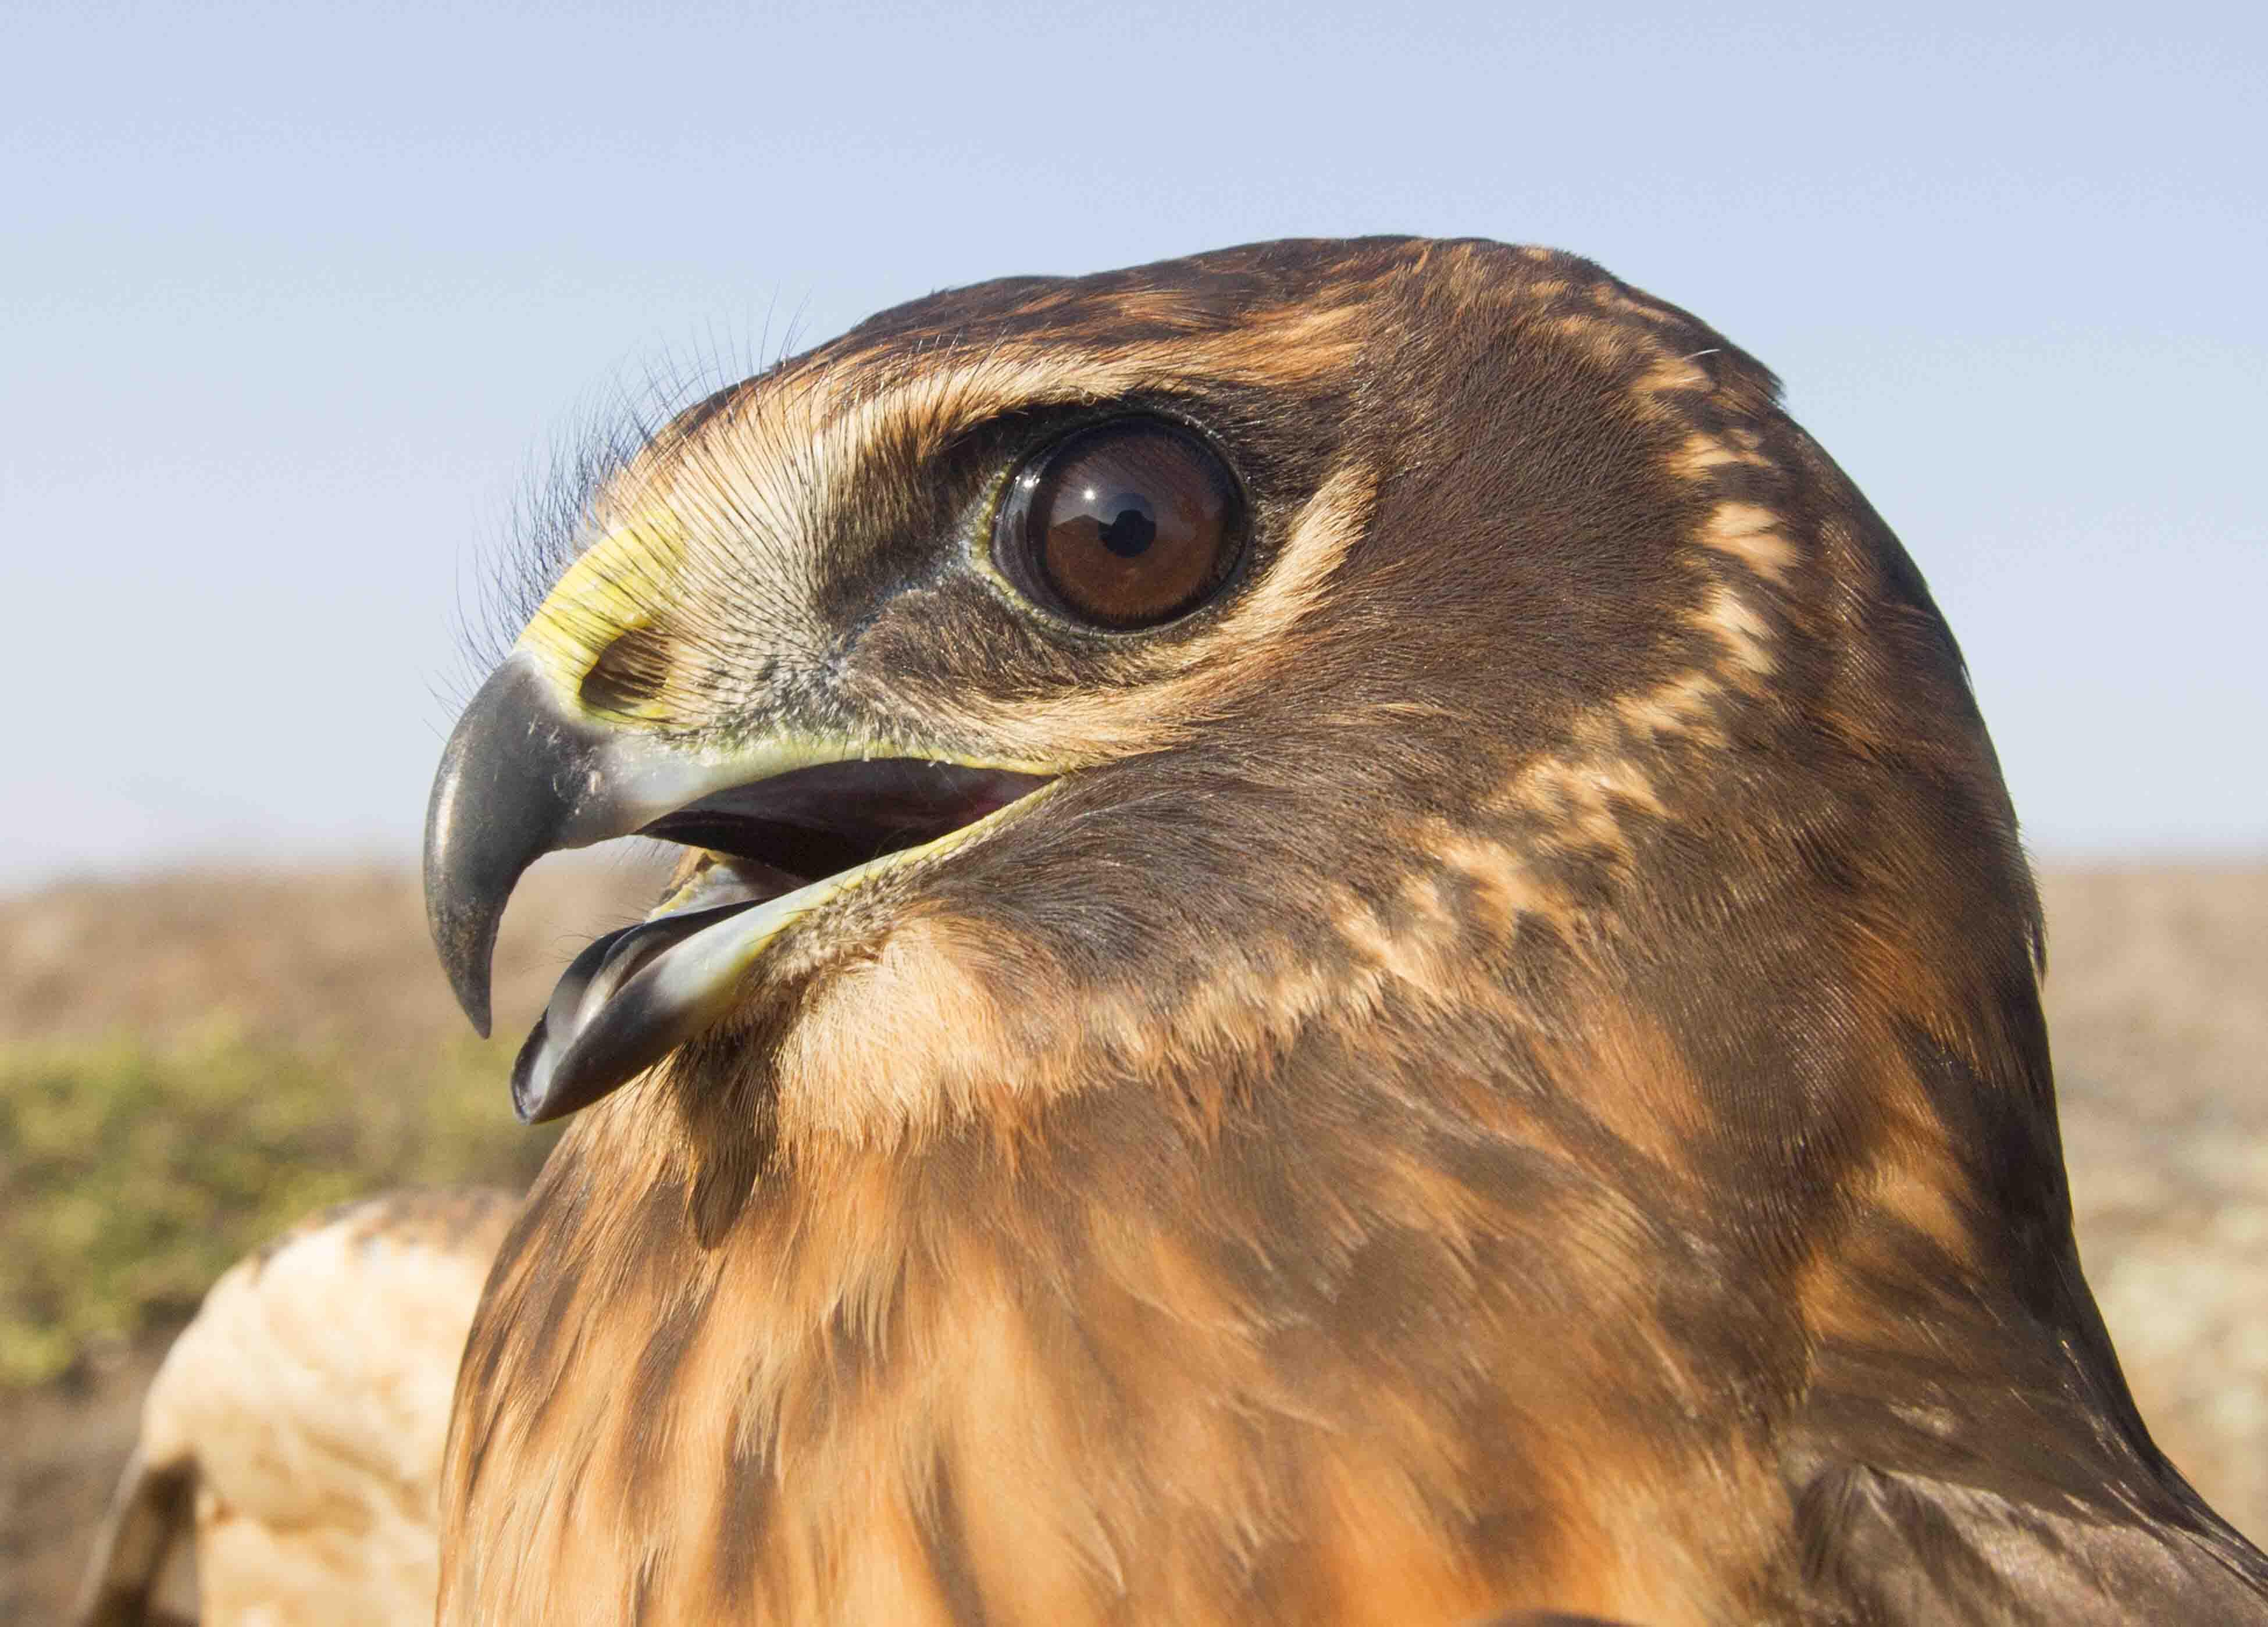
[0,1026,551,1388]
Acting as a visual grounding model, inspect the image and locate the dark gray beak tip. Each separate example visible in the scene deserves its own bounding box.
[424,723,507,1038]
[430,880,498,1039]
[423,657,601,1040]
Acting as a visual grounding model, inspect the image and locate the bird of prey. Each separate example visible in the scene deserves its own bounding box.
[72,1187,516,1627]
[423,237,2268,1624]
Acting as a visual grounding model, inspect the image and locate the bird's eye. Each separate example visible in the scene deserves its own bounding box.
[994,419,1245,630]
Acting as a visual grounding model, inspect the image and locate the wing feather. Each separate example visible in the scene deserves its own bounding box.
[72,1188,515,1627]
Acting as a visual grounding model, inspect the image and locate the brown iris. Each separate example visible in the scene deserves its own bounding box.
[996,419,1244,629]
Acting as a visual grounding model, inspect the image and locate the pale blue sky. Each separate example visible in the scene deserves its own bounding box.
[4,0,2262,884]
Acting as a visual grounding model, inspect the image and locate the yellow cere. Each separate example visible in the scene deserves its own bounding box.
[513,513,689,716]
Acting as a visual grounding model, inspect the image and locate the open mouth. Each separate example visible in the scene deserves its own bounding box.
[509,760,1053,1123]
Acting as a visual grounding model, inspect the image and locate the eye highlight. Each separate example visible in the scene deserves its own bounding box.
[994,419,1245,630]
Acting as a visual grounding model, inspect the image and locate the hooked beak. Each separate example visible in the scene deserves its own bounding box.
[423,652,1051,1123]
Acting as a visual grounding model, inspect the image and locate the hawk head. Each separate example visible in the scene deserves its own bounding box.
[423,239,2261,1624]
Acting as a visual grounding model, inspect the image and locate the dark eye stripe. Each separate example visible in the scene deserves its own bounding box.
[995,419,1244,630]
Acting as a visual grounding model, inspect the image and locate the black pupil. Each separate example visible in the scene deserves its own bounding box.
[1096,493,1157,558]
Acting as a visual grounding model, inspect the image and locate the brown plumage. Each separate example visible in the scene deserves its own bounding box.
[73,1187,515,1627]
[423,238,2268,1624]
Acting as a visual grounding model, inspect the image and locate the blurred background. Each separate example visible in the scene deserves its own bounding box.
[2,0,2261,1614]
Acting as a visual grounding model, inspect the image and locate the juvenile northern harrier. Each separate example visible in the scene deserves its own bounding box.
[425,238,2268,1623]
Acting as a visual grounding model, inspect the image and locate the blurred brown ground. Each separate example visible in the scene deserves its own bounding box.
[1,858,2260,1619]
